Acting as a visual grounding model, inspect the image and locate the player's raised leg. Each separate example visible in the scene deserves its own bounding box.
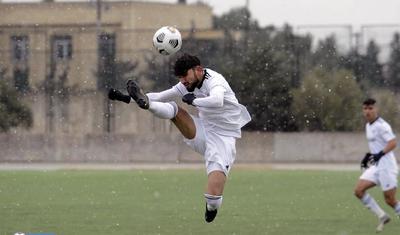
[126,79,196,139]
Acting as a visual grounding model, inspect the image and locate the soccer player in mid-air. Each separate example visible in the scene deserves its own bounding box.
[354,98,400,232]
[108,53,251,223]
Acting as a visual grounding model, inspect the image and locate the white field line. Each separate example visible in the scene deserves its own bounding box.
[0,163,360,171]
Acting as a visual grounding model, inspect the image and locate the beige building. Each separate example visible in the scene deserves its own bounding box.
[0,0,214,91]
[0,1,222,136]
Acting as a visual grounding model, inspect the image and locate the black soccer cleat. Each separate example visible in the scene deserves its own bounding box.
[205,204,218,223]
[108,88,131,104]
[126,80,150,109]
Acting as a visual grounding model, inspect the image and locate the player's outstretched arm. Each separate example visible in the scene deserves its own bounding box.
[108,88,131,104]
[189,86,225,107]
[146,87,181,102]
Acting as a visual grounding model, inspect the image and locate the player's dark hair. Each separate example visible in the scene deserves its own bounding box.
[363,98,376,106]
[174,53,201,77]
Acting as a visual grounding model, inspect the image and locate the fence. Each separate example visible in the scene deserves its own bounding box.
[295,24,400,62]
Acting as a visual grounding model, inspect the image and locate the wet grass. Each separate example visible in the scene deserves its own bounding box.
[0,169,399,235]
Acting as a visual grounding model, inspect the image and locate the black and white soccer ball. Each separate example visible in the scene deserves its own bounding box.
[152,26,182,56]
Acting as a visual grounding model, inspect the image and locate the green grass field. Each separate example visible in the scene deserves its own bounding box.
[0,169,399,235]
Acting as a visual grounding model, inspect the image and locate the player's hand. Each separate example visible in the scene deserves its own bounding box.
[182,93,196,106]
[108,88,131,104]
[360,153,372,169]
[371,151,385,165]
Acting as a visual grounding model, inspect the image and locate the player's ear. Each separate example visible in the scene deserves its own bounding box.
[195,65,203,72]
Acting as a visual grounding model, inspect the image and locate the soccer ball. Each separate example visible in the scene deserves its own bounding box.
[152,26,182,56]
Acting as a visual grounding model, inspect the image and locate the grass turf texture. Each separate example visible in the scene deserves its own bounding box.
[0,169,399,235]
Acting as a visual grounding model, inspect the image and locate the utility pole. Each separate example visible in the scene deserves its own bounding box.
[353,32,361,54]
[244,0,250,50]
[96,0,112,133]
[96,0,102,35]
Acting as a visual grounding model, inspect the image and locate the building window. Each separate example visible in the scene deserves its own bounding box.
[99,33,116,59]
[52,35,72,61]
[14,68,29,92]
[11,35,29,62]
[97,33,116,89]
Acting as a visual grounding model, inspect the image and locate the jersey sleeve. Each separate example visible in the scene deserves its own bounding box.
[192,86,225,107]
[173,82,187,96]
[380,122,396,142]
[146,86,181,102]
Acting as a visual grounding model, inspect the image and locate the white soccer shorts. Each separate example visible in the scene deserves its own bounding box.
[360,165,398,191]
[183,116,236,176]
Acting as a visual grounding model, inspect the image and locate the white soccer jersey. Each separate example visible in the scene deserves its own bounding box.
[174,68,251,138]
[366,117,398,171]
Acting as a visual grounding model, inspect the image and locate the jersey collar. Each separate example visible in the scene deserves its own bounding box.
[196,69,209,89]
[369,116,380,125]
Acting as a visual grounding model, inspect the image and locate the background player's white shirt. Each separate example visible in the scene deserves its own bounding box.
[174,68,251,138]
[366,117,398,171]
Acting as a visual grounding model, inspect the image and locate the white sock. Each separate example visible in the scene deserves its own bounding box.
[204,193,222,211]
[394,201,400,216]
[361,193,386,218]
[148,101,178,119]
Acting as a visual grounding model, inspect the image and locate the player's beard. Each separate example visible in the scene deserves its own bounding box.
[185,79,199,92]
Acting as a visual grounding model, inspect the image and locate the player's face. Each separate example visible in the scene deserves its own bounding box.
[363,104,378,123]
[178,66,202,92]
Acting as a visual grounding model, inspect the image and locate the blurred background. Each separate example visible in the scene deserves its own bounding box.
[1,0,400,164]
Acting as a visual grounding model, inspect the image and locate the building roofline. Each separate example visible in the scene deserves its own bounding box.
[0,0,211,9]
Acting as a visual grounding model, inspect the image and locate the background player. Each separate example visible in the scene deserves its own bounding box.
[354,98,400,232]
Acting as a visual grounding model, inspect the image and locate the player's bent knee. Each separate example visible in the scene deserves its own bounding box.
[354,188,365,199]
[185,131,196,140]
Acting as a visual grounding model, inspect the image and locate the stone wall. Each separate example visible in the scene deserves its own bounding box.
[2,131,393,164]
[3,90,397,164]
